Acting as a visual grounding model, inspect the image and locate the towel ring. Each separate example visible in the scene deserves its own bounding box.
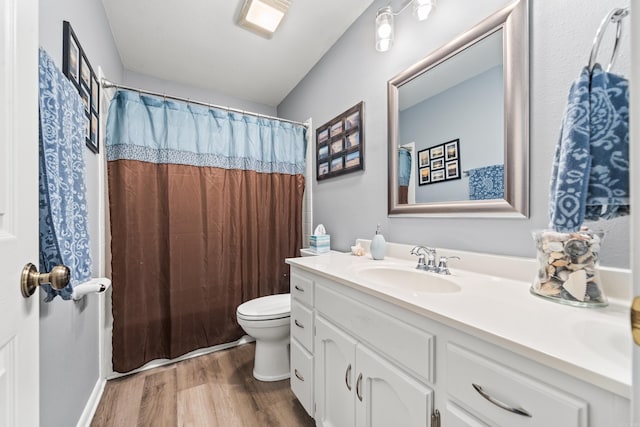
[588,7,629,72]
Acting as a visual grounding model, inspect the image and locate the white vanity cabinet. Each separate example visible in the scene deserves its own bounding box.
[288,264,630,427]
[290,271,315,416]
[315,315,433,427]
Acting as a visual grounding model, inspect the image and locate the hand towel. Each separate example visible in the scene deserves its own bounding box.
[549,65,629,232]
[468,164,504,200]
[38,48,92,301]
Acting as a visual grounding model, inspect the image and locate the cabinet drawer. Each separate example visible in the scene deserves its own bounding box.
[446,343,588,427]
[291,272,314,307]
[291,339,313,417]
[291,302,313,351]
[315,283,434,384]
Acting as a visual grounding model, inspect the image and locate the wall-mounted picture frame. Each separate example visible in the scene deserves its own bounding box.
[445,139,459,160]
[419,167,431,185]
[431,158,444,170]
[316,102,364,181]
[63,21,100,154]
[418,148,430,168]
[418,138,461,186]
[446,160,460,179]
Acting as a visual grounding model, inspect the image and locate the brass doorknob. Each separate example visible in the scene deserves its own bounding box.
[21,263,70,298]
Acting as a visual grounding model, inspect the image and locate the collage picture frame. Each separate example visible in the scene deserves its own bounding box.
[418,138,461,186]
[63,21,100,154]
[316,102,364,181]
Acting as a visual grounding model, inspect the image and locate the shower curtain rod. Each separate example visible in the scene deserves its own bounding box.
[100,78,309,128]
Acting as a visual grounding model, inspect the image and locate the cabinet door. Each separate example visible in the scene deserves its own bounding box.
[315,316,357,427]
[355,344,433,427]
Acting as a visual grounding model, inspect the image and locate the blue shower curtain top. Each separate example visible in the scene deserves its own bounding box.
[38,48,92,301]
[106,90,307,174]
[549,65,629,232]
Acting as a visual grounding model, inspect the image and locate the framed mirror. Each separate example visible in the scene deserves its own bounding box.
[388,0,529,217]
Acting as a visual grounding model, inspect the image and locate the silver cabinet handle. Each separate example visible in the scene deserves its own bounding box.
[356,373,363,401]
[345,364,352,391]
[294,369,304,382]
[294,319,304,329]
[294,285,304,292]
[472,384,532,417]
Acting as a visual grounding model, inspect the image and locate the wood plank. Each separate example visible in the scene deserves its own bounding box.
[137,367,177,427]
[91,372,145,427]
[92,343,315,427]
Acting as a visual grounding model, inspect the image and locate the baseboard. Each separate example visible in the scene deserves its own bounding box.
[75,377,106,427]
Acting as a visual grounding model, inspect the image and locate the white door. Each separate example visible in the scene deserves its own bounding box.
[355,344,433,427]
[0,0,40,426]
[631,2,639,424]
[315,315,357,427]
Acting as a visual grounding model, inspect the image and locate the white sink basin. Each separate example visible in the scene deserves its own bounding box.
[353,264,461,294]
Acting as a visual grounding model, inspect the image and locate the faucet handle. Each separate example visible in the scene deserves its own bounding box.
[436,256,460,275]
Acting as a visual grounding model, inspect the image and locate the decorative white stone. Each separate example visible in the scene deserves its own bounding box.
[563,270,587,302]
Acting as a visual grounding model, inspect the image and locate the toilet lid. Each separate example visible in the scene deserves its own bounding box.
[237,293,290,320]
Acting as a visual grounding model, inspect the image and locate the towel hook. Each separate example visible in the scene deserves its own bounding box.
[588,7,629,72]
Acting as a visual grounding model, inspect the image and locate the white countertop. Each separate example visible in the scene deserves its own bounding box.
[287,249,632,399]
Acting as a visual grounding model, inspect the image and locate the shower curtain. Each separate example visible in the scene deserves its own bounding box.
[106,90,306,373]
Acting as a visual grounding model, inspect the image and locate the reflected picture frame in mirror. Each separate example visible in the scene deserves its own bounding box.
[388,0,529,217]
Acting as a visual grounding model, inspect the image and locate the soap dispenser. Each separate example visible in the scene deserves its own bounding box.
[370,224,386,260]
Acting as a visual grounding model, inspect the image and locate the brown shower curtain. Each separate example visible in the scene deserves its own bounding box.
[106,91,306,373]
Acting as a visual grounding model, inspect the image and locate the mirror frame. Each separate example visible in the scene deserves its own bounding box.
[388,0,529,217]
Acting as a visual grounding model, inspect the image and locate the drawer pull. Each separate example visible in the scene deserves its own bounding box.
[345,364,352,391]
[472,384,532,418]
[294,285,305,292]
[294,369,304,382]
[356,373,363,402]
[294,319,304,329]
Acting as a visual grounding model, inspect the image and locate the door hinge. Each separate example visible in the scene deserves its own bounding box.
[430,409,441,427]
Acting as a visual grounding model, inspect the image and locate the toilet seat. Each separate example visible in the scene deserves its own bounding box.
[237,293,290,321]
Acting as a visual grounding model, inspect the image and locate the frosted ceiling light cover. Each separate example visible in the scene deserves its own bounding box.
[237,0,290,39]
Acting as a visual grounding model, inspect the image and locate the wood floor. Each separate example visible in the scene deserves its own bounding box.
[91,343,315,427]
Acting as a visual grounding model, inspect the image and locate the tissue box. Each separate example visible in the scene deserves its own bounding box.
[310,235,330,253]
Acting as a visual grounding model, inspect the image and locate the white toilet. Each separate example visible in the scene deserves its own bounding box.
[236,293,291,381]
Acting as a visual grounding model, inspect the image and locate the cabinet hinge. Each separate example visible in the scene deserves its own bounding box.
[430,409,441,427]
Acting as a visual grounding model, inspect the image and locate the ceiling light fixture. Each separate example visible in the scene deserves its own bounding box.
[375,0,437,52]
[237,0,290,39]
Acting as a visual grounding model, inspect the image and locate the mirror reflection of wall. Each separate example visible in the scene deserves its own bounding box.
[398,30,504,204]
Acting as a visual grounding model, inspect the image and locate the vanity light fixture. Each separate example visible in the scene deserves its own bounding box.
[376,0,437,52]
[237,0,290,39]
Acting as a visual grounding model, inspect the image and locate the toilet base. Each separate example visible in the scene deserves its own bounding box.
[252,339,290,382]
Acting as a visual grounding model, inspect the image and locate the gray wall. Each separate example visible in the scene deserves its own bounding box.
[39,1,122,426]
[123,70,277,116]
[278,0,631,268]
[39,3,281,425]
[400,66,503,203]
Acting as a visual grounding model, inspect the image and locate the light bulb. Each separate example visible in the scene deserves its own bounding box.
[375,7,394,52]
[413,0,436,21]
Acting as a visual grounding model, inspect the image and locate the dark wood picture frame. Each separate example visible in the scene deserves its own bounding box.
[316,102,364,181]
[418,139,461,186]
[63,21,100,154]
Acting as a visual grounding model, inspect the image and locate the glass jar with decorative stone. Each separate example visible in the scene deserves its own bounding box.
[531,229,607,307]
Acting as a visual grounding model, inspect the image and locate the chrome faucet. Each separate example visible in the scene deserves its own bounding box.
[410,246,437,271]
[436,256,460,275]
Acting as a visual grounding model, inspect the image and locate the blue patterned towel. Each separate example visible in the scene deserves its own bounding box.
[398,148,411,186]
[38,48,92,301]
[549,65,629,232]
[468,164,504,200]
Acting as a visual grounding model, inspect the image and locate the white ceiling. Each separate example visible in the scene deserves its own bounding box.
[101,0,376,107]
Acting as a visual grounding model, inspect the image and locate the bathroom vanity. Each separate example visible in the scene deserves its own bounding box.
[286,243,631,427]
